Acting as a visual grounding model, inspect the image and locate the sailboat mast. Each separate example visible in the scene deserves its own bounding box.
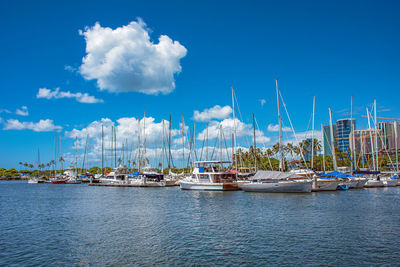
[182,115,185,171]
[162,120,165,173]
[138,116,141,172]
[374,99,379,170]
[311,96,315,169]
[253,113,257,172]
[114,126,117,167]
[329,108,337,171]
[232,87,237,174]
[366,107,376,170]
[101,125,104,176]
[75,136,78,177]
[321,124,325,171]
[168,115,171,169]
[59,135,62,175]
[394,121,399,172]
[206,123,209,161]
[143,112,146,167]
[54,132,57,177]
[219,124,222,165]
[350,95,356,171]
[276,79,283,171]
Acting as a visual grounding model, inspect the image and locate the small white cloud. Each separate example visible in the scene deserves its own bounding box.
[260,99,266,107]
[3,119,62,132]
[64,65,77,73]
[37,88,103,104]
[15,106,29,116]
[0,109,11,114]
[267,124,291,132]
[193,105,232,122]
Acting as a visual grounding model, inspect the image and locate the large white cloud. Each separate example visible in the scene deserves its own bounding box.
[193,105,233,122]
[37,88,103,104]
[15,106,29,116]
[79,19,187,94]
[3,119,62,132]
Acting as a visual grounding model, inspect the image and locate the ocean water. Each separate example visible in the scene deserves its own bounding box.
[1,181,399,266]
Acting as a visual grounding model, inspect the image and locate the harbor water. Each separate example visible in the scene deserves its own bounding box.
[1,181,399,266]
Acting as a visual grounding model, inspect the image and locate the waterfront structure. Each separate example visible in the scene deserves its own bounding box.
[336,118,356,153]
[377,122,400,153]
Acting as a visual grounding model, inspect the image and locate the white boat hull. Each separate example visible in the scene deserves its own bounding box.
[312,180,339,191]
[364,180,384,188]
[28,179,38,184]
[348,180,360,189]
[179,180,238,191]
[241,180,312,193]
[353,179,367,189]
[383,180,398,187]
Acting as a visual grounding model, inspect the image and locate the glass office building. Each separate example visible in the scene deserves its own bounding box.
[336,118,356,153]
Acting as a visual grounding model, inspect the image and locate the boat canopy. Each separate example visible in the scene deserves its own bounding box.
[194,161,231,167]
[253,171,302,180]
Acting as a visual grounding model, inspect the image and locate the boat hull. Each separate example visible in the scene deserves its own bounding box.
[241,180,312,193]
[312,180,339,191]
[364,180,384,188]
[179,181,238,191]
[51,180,66,184]
[383,180,398,187]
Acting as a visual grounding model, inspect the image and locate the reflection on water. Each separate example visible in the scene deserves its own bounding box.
[0,181,399,265]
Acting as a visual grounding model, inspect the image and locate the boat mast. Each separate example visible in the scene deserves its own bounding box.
[252,113,257,172]
[54,132,57,177]
[38,148,40,176]
[374,99,379,170]
[114,126,117,167]
[101,124,104,176]
[276,79,283,171]
[311,96,315,169]
[394,121,399,172]
[75,136,78,177]
[138,116,141,172]
[366,107,376,170]
[206,123,208,161]
[168,115,171,169]
[329,108,337,171]
[162,120,165,173]
[232,87,238,174]
[350,95,356,171]
[321,123,325,171]
[111,126,114,169]
[59,134,62,175]
[182,115,185,172]
[219,124,223,166]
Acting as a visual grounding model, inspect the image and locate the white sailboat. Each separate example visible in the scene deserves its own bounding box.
[241,171,312,193]
[241,79,312,193]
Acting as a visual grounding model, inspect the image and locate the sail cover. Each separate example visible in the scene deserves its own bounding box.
[253,171,303,180]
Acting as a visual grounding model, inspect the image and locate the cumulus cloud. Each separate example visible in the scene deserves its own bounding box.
[193,105,233,122]
[267,124,291,132]
[64,65,77,73]
[78,19,187,95]
[3,119,62,132]
[15,106,29,116]
[37,88,103,104]
[197,118,271,144]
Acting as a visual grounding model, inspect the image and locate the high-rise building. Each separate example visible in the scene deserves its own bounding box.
[323,125,336,156]
[336,118,356,152]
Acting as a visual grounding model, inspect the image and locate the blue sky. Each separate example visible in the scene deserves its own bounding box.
[0,0,399,169]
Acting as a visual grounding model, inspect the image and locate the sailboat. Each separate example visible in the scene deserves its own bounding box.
[241,79,312,193]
